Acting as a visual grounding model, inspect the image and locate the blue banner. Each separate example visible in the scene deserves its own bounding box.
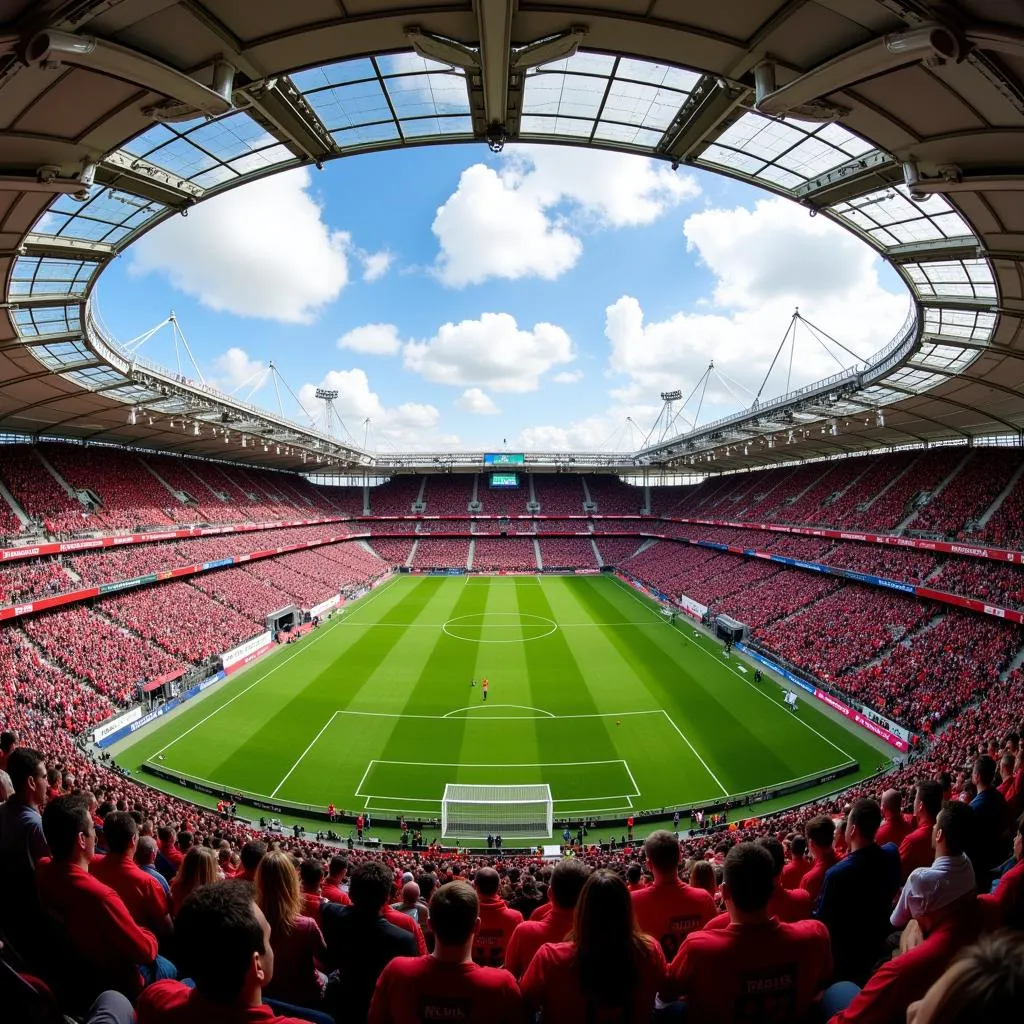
[736,644,816,695]
[202,558,234,571]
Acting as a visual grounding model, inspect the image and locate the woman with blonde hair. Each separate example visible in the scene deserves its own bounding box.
[255,850,327,1010]
[521,868,667,1022]
[170,846,218,917]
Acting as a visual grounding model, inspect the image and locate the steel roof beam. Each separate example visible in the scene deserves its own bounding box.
[474,0,515,135]
[240,77,338,166]
[19,234,113,260]
[97,151,203,207]
[660,75,746,164]
[886,236,982,264]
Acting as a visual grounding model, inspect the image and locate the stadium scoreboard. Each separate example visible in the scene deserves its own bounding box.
[483,453,525,465]
[489,472,519,488]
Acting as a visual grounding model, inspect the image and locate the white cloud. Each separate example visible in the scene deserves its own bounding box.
[431,146,700,286]
[605,197,909,409]
[552,370,583,384]
[403,312,574,392]
[337,323,402,356]
[361,250,393,282]
[299,368,446,449]
[212,347,267,393]
[431,164,582,287]
[129,168,350,324]
[456,388,500,415]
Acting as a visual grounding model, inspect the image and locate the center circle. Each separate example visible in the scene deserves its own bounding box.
[442,611,558,643]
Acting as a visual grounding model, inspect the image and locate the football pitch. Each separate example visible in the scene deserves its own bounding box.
[119,574,886,837]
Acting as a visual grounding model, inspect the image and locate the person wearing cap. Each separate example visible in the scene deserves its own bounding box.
[824,801,982,1024]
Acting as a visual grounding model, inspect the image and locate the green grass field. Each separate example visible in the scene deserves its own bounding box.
[118,574,888,840]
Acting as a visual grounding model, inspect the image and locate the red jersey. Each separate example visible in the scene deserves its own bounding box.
[504,905,575,979]
[322,882,351,905]
[801,850,837,904]
[383,904,427,954]
[37,858,158,997]
[898,824,935,882]
[300,892,324,924]
[706,887,812,929]
[781,858,811,891]
[876,814,914,849]
[90,852,170,934]
[368,955,521,1024]
[521,938,667,1024]
[631,878,717,960]
[137,979,309,1023]
[668,918,832,1024]
[980,858,1024,930]
[829,905,982,1024]
[472,894,523,967]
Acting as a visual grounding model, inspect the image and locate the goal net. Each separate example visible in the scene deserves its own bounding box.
[441,783,553,839]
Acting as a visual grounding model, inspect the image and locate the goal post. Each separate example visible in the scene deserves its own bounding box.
[441,783,553,839]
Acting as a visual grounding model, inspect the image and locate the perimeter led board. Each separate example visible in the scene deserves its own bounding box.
[489,473,519,488]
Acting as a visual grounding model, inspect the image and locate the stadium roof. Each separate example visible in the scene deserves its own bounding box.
[0,1,1022,474]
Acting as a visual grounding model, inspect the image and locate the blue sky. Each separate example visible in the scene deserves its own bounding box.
[95,142,910,451]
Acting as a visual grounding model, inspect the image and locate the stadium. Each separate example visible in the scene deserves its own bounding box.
[1,1,1024,1022]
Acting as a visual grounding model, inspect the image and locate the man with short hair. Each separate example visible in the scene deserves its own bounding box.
[781,835,811,890]
[980,810,1024,929]
[322,855,351,904]
[971,755,1009,880]
[801,815,837,904]
[391,880,429,925]
[369,881,522,1023]
[136,835,171,896]
[899,780,944,881]
[136,881,313,1024]
[320,860,418,1022]
[0,728,17,772]
[814,798,901,984]
[238,840,266,884]
[298,858,326,924]
[505,859,589,979]
[91,810,173,941]
[0,746,49,944]
[665,843,832,1019]
[155,826,181,880]
[632,829,717,960]
[37,794,162,1001]
[876,789,913,848]
[827,801,981,1024]
[759,837,812,921]
[471,866,523,968]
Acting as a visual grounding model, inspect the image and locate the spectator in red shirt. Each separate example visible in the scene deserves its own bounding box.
[37,794,164,1005]
[760,836,813,921]
[255,851,327,1011]
[471,866,522,967]
[877,789,914,848]
[626,863,646,892]
[298,858,326,925]
[91,811,173,943]
[505,859,589,979]
[369,881,522,1024]
[155,826,182,880]
[321,855,350,905]
[631,829,716,960]
[900,780,944,882]
[802,815,838,904]
[136,880,317,1024]
[980,811,1024,930]
[904,933,1024,1023]
[665,842,832,1023]
[781,834,812,890]
[521,868,666,1023]
[238,840,267,884]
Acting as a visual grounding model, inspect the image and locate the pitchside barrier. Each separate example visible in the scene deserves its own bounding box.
[138,759,860,832]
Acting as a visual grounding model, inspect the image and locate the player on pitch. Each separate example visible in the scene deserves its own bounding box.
[482,677,489,702]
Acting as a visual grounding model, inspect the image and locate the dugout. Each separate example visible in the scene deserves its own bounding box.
[267,604,300,634]
[715,614,748,644]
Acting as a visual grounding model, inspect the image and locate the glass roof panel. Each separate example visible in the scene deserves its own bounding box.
[922,307,996,341]
[9,257,98,297]
[33,188,166,246]
[31,339,93,370]
[64,365,126,389]
[522,51,695,147]
[115,111,295,188]
[831,186,972,250]
[11,304,81,337]
[699,111,880,190]
[914,342,976,373]
[904,259,996,299]
[296,52,470,148]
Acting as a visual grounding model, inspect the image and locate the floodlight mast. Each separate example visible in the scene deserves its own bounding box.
[315,388,339,437]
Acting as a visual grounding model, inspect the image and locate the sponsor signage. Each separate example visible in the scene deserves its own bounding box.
[309,594,341,617]
[222,631,274,671]
[678,594,707,620]
[92,706,143,743]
